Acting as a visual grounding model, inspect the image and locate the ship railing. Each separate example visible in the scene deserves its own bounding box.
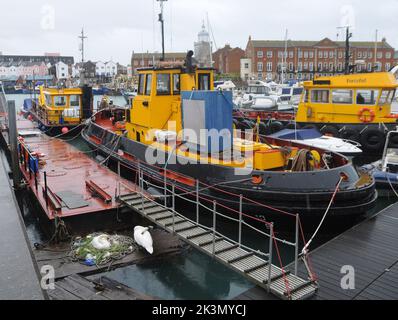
[115,158,319,298]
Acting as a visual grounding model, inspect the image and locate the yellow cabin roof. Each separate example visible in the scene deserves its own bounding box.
[303,72,398,90]
[41,87,83,96]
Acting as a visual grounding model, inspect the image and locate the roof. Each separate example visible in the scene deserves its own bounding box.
[250,38,394,49]
[304,72,398,89]
[132,52,187,60]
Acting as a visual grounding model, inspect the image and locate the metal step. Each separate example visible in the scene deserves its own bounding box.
[228,252,255,264]
[120,194,141,202]
[133,202,159,211]
[145,207,170,216]
[127,198,151,206]
[199,237,223,247]
[165,218,187,227]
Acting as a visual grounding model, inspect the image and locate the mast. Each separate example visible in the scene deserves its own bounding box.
[79,28,88,84]
[374,29,378,71]
[157,0,167,61]
[344,26,352,74]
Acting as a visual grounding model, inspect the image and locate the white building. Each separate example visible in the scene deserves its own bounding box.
[194,23,212,67]
[240,58,252,81]
[55,61,69,80]
[95,61,106,76]
[105,61,117,77]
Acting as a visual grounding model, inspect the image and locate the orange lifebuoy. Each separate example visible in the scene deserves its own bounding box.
[358,108,375,123]
[115,121,126,130]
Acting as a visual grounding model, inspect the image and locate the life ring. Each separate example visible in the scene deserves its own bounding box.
[358,108,375,123]
[115,121,126,130]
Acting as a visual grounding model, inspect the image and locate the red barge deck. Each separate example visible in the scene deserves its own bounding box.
[9,117,139,221]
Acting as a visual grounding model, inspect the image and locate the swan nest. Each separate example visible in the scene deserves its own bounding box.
[71,233,137,266]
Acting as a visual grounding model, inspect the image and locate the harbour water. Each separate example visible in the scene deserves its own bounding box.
[8,93,398,300]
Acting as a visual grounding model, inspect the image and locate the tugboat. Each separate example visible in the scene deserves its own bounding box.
[235,72,398,154]
[23,85,94,134]
[81,51,377,224]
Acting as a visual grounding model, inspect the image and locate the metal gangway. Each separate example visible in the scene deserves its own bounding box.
[116,161,318,300]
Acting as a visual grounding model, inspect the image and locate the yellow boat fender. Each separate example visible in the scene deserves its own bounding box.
[310,150,321,169]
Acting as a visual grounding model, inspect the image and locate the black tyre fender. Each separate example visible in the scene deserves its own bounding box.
[269,121,284,134]
[360,128,385,151]
[240,120,254,130]
[340,128,360,142]
[285,122,300,130]
[388,134,398,149]
[320,125,339,137]
[259,122,271,135]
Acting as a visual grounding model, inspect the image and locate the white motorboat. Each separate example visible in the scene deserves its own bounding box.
[269,128,363,156]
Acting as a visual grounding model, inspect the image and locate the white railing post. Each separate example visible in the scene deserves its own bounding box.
[196,179,200,224]
[268,223,274,293]
[164,170,167,207]
[172,183,176,233]
[213,201,217,256]
[238,194,243,247]
[295,214,299,276]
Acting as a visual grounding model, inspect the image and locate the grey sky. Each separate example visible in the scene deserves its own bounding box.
[0,0,396,65]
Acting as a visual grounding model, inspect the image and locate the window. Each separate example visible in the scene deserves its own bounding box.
[356,90,378,105]
[267,51,273,58]
[324,51,329,59]
[304,62,308,70]
[318,63,323,71]
[266,62,272,72]
[303,90,309,103]
[289,62,294,71]
[156,74,171,95]
[338,63,343,71]
[369,52,373,59]
[257,73,263,80]
[311,90,329,103]
[244,63,249,69]
[173,74,180,94]
[377,52,382,59]
[298,51,303,59]
[368,63,372,72]
[54,96,67,106]
[329,63,334,71]
[332,90,353,104]
[198,73,210,90]
[70,95,80,107]
[138,74,145,95]
[358,52,362,59]
[318,51,323,59]
[257,51,264,58]
[363,52,367,59]
[145,74,152,95]
[257,62,263,72]
[289,51,294,59]
[329,51,334,58]
[379,90,395,105]
[304,51,308,59]
[309,51,314,59]
[386,63,391,71]
[338,51,343,59]
[309,62,314,71]
[45,95,52,106]
[386,52,392,59]
[298,62,302,72]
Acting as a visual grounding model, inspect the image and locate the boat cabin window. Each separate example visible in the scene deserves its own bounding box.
[303,90,309,103]
[45,94,52,106]
[311,89,329,103]
[356,89,377,105]
[332,89,353,104]
[293,88,303,95]
[54,96,67,107]
[173,74,180,95]
[198,73,211,91]
[248,86,270,95]
[282,88,291,95]
[157,74,171,95]
[379,89,395,105]
[145,74,152,96]
[70,95,80,107]
[138,74,145,95]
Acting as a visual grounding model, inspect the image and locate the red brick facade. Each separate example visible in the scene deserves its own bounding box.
[213,45,245,74]
[245,36,395,81]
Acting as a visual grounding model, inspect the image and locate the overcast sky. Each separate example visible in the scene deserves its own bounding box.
[0,0,396,65]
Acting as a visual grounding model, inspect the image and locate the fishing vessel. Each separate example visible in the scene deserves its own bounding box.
[81,52,377,223]
[22,85,93,133]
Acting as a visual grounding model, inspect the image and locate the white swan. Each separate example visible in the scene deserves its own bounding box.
[134,226,154,254]
[91,234,111,250]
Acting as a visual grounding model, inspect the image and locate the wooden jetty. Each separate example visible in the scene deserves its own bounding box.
[235,202,398,300]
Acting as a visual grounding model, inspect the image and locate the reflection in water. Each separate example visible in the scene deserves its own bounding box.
[104,250,253,300]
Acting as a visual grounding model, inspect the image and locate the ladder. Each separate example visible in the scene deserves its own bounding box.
[118,191,317,300]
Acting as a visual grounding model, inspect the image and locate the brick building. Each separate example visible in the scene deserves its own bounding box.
[0,53,74,66]
[244,36,395,82]
[130,52,186,74]
[394,51,398,67]
[213,45,245,75]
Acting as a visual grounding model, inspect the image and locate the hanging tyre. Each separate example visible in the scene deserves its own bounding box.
[341,128,360,142]
[360,128,385,151]
[388,133,398,149]
[269,121,284,134]
[285,122,300,130]
[320,125,339,137]
[259,122,271,135]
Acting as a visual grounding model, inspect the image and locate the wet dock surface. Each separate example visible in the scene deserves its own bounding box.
[0,155,45,300]
[235,202,398,300]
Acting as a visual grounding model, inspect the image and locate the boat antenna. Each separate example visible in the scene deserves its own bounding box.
[157,0,168,61]
[79,28,88,85]
[374,29,378,71]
